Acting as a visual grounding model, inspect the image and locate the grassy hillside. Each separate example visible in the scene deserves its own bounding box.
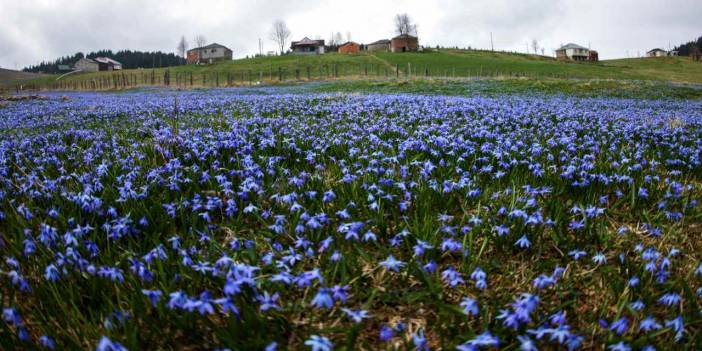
[376,50,702,82]
[16,49,702,90]
[0,68,46,88]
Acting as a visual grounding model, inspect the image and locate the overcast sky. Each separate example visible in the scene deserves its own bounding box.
[1,0,700,69]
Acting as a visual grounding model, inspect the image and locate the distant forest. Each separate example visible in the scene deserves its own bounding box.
[673,35,702,56]
[23,50,184,73]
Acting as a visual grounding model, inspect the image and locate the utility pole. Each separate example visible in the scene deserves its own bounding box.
[490,32,494,51]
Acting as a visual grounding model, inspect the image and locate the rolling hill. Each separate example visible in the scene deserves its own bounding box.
[15,49,702,90]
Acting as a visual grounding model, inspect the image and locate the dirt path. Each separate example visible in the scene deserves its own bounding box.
[368,54,398,73]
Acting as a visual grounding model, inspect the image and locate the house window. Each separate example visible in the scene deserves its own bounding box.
[211,49,216,53]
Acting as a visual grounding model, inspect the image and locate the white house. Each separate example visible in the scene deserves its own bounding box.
[646,48,669,57]
[187,43,233,64]
[555,43,597,61]
[290,37,325,55]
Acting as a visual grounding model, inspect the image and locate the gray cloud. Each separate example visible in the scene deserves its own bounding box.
[1,0,700,69]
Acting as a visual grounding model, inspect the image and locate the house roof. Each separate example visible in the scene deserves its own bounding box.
[188,43,231,52]
[94,57,122,65]
[368,39,390,45]
[291,37,325,46]
[392,34,417,40]
[339,41,359,47]
[557,43,589,50]
[647,48,666,53]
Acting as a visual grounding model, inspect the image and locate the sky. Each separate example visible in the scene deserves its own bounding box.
[1,0,700,69]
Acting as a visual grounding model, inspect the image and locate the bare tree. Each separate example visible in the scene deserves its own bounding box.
[328,31,344,48]
[269,20,292,55]
[335,32,343,46]
[177,35,189,64]
[193,35,207,63]
[531,39,539,55]
[394,13,417,36]
[193,35,207,49]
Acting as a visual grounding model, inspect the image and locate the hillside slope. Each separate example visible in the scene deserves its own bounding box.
[19,50,702,89]
[0,68,46,86]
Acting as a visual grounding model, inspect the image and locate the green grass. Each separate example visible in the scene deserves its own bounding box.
[305,78,702,100]
[16,49,702,90]
[374,50,702,83]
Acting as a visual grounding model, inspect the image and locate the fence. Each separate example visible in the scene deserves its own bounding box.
[15,63,576,92]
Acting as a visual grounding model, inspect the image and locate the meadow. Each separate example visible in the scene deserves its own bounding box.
[0,87,701,350]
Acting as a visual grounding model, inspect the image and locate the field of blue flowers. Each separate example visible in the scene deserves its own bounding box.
[1,89,701,350]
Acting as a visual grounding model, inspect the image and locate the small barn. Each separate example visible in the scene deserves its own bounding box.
[94,57,123,70]
[391,34,419,52]
[646,48,668,57]
[367,39,391,52]
[74,57,122,72]
[338,42,360,54]
[187,43,233,64]
[291,37,325,55]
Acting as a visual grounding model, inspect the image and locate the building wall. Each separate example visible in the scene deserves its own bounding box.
[75,59,99,72]
[557,48,591,61]
[292,45,324,55]
[647,50,667,57]
[199,47,232,60]
[566,48,589,60]
[187,51,199,64]
[588,51,599,62]
[367,43,390,52]
[338,43,360,54]
[391,36,418,52]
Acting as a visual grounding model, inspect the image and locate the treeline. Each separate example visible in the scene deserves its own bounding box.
[673,36,702,56]
[23,50,184,73]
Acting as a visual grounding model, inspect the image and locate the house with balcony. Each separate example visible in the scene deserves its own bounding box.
[556,43,597,62]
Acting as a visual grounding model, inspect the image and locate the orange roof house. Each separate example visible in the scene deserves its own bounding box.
[338,42,360,54]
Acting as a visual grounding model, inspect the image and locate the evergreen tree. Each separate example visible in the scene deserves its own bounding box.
[23,50,183,72]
